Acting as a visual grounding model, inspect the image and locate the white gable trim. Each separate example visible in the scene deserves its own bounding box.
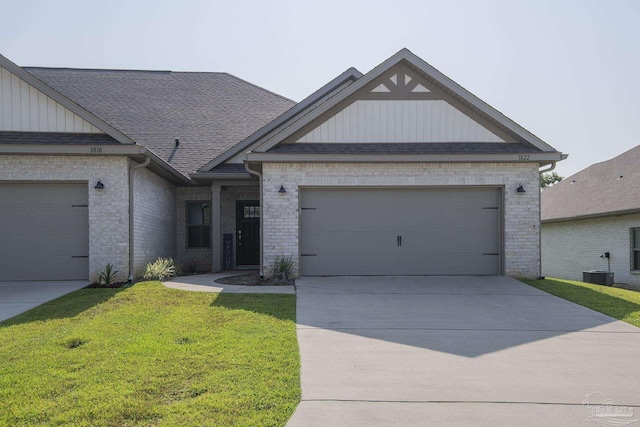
[0,65,103,133]
[0,54,135,144]
[251,48,558,153]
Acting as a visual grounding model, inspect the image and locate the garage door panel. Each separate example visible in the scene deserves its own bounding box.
[300,187,501,276]
[301,252,499,276]
[0,183,89,281]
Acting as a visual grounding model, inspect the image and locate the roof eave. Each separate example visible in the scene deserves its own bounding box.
[542,208,640,224]
[0,143,192,185]
[197,67,363,172]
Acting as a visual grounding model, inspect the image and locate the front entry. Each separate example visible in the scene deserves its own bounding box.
[236,200,260,266]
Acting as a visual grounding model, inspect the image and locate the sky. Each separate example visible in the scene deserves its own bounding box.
[1,0,638,178]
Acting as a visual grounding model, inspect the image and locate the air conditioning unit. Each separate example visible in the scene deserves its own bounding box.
[583,270,614,286]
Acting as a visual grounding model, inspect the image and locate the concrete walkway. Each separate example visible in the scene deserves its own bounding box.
[0,280,88,322]
[164,273,294,294]
[287,276,640,426]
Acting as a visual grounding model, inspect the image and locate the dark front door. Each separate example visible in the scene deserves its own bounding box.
[236,200,260,266]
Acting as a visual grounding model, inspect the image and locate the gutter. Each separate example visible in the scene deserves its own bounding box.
[128,156,151,281]
[539,162,557,174]
[244,161,264,277]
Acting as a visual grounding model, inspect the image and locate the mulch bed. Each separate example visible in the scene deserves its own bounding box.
[85,282,130,289]
[214,272,294,286]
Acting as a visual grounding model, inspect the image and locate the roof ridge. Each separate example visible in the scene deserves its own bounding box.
[24,66,173,73]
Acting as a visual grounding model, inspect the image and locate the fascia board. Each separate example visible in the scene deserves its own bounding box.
[542,209,640,224]
[244,151,567,163]
[0,54,136,145]
[401,49,557,152]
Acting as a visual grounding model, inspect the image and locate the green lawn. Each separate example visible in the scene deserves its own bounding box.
[0,282,300,426]
[521,277,640,328]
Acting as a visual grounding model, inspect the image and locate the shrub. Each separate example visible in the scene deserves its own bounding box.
[144,258,181,281]
[269,255,297,281]
[97,263,118,287]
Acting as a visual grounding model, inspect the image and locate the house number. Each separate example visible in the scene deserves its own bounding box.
[518,154,530,161]
[90,147,103,153]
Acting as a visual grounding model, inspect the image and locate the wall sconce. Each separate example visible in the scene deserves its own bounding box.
[94,179,105,190]
[279,185,286,193]
[516,185,526,193]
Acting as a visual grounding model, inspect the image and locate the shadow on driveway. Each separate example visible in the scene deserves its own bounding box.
[0,281,120,326]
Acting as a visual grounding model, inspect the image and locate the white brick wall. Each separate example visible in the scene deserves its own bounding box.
[0,155,129,282]
[132,163,176,277]
[542,214,640,286]
[262,162,541,278]
[176,187,212,272]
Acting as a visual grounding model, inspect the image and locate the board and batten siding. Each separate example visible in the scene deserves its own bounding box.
[297,100,504,143]
[0,66,103,133]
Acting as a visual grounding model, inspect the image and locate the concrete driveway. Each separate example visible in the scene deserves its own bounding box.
[287,276,640,426]
[0,280,88,322]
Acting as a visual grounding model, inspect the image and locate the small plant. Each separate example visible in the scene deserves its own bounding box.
[97,263,118,287]
[269,255,297,282]
[144,257,181,281]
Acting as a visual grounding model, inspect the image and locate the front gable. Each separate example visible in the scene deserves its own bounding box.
[1,65,103,133]
[247,49,564,162]
[295,63,508,144]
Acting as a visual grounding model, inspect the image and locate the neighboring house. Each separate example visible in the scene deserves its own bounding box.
[0,49,565,282]
[541,145,640,286]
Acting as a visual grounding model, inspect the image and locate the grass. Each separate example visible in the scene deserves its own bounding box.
[521,277,640,328]
[0,281,299,426]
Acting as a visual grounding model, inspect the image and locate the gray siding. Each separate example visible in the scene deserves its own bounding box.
[542,214,640,287]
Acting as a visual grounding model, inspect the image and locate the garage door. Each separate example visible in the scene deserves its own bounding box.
[0,183,89,281]
[299,187,501,276]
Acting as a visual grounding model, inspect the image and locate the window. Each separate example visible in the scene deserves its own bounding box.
[187,202,211,248]
[633,228,640,271]
[243,205,260,218]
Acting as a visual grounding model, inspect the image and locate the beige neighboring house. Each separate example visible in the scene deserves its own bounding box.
[541,145,640,286]
[0,49,565,282]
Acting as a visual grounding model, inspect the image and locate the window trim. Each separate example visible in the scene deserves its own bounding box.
[186,200,211,249]
[632,227,640,272]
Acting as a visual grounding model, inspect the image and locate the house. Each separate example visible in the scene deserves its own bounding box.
[0,49,565,282]
[541,145,640,287]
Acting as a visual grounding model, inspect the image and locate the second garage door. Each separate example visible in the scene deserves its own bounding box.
[299,187,502,276]
[0,183,89,281]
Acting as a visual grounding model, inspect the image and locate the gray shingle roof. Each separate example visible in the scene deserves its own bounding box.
[24,67,295,175]
[0,131,119,145]
[541,144,640,221]
[269,142,538,155]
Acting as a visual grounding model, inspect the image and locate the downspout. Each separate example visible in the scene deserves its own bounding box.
[129,157,151,281]
[244,161,264,277]
[537,161,556,279]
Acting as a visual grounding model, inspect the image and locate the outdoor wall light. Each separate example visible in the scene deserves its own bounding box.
[94,179,105,190]
[516,185,526,193]
[279,185,287,193]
